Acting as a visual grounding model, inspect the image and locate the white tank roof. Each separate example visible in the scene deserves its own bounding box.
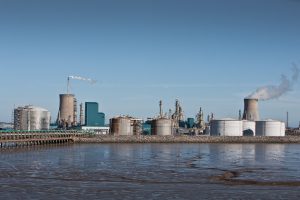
[257,119,283,122]
[214,118,239,121]
[24,105,49,112]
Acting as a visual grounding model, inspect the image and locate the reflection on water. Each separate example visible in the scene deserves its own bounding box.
[0,144,300,199]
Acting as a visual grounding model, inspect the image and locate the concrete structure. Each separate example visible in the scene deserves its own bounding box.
[85,102,105,127]
[57,94,77,128]
[151,118,173,136]
[210,119,243,136]
[256,120,286,136]
[243,98,259,121]
[14,105,50,130]
[242,120,256,136]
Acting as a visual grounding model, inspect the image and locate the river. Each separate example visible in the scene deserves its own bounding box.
[1,144,300,199]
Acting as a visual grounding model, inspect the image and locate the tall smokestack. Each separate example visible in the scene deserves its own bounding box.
[243,98,259,121]
[80,103,84,126]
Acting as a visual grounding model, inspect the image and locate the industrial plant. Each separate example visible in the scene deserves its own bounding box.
[210,98,285,137]
[10,94,287,137]
[7,74,298,138]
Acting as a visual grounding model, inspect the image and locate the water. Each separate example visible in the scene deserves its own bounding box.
[1,144,300,199]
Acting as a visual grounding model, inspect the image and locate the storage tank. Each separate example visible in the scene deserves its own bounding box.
[14,105,50,130]
[210,119,243,136]
[281,122,286,136]
[243,98,259,121]
[242,120,256,136]
[151,118,172,136]
[28,106,51,130]
[58,94,75,128]
[110,117,133,136]
[255,120,286,136]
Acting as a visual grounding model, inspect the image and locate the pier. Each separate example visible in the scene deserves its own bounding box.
[0,131,88,148]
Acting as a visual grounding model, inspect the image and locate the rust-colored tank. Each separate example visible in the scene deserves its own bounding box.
[110,117,133,136]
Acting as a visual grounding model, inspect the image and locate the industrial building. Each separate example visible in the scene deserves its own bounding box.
[78,102,108,134]
[14,105,50,130]
[85,102,105,127]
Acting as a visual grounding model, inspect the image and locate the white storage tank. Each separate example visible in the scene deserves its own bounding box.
[255,120,285,136]
[14,105,50,130]
[242,120,256,136]
[210,119,243,136]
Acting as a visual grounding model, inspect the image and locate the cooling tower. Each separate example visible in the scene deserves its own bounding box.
[58,94,76,128]
[243,98,259,121]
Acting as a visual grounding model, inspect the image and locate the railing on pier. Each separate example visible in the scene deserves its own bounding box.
[0,131,89,148]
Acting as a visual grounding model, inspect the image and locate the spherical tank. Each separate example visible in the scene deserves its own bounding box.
[59,94,75,125]
[210,119,243,136]
[151,118,172,136]
[255,120,285,136]
[110,117,132,136]
[242,120,256,136]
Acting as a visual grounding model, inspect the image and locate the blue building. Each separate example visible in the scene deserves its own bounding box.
[85,102,105,127]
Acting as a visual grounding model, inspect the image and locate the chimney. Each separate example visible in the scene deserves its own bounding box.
[243,98,259,121]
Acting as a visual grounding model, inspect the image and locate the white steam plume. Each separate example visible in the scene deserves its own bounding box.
[68,75,97,84]
[247,64,299,100]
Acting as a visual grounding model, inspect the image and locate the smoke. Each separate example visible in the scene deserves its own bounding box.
[247,64,299,100]
[68,75,97,84]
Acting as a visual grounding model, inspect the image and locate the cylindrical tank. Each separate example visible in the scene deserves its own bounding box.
[110,117,132,136]
[256,120,286,136]
[281,122,286,136]
[151,118,172,136]
[242,120,256,136]
[243,98,259,121]
[14,106,50,130]
[28,106,51,130]
[210,119,243,136]
[58,94,75,128]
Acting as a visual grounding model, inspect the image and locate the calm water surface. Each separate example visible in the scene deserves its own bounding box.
[0,144,300,199]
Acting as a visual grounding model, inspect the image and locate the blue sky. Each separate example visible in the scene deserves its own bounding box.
[1,0,300,126]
